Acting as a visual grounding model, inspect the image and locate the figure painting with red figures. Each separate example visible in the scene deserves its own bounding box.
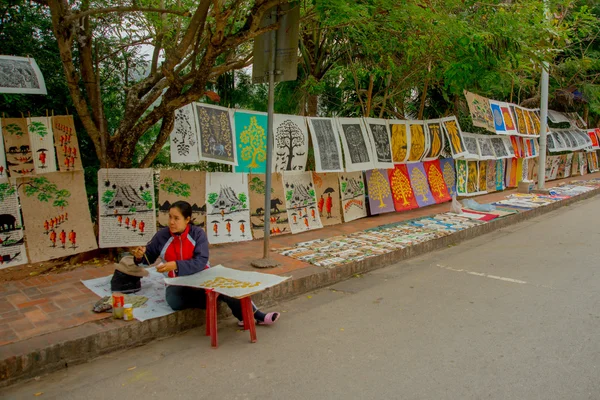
[17,171,97,263]
[98,168,157,248]
[52,115,83,172]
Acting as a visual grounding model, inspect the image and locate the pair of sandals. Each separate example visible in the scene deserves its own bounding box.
[237,312,280,327]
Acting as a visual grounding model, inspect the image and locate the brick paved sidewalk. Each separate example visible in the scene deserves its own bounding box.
[1,173,599,348]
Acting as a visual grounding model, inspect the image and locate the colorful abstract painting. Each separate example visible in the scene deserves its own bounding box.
[364,118,394,169]
[196,103,237,166]
[273,114,309,172]
[248,173,290,239]
[455,159,468,196]
[489,100,507,134]
[423,160,451,203]
[496,159,505,191]
[313,172,342,227]
[337,118,374,172]
[307,117,344,172]
[365,169,394,215]
[52,115,83,171]
[98,168,157,248]
[19,171,97,263]
[158,170,206,229]
[388,165,418,211]
[205,172,252,243]
[389,120,410,163]
[282,171,323,234]
[486,160,497,193]
[233,110,267,173]
[339,171,367,222]
[505,158,519,188]
[463,90,495,131]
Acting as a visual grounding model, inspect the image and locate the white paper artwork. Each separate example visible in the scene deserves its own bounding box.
[0,188,28,269]
[0,121,9,182]
[282,171,323,234]
[363,118,394,169]
[0,55,47,95]
[476,136,496,160]
[273,114,309,172]
[336,117,374,172]
[461,133,482,160]
[165,265,290,299]
[27,117,57,173]
[82,269,175,322]
[98,168,157,248]
[502,137,516,158]
[170,104,200,163]
[490,137,511,159]
[307,117,344,172]
[205,172,252,244]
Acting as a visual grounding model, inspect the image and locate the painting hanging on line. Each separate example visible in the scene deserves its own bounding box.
[463,90,495,131]
[273,114,309,172]
[461,133,481,160]
[0,186,28,269]
[407,162,437,208]
[389,120,410,163]
[337,118,374,172]
[441,116,468,158]
[364,118,394,169]
[365,169,394,215]
[306,117,344,172]
[423,120,445,161]
[206,172,252,244]
[158,170,206,229]
[388,164,419,212]
[439,158,457,197]
[195,103,237,165]
[407,122,429,162]
[248,173,290,239]
[233,110,267,173]
[423,160,452,203]
[52,115,83,171]
[19,171,97,263]
[2,118,34,177]
[312,172,342,227]
[98,168,157,248]
[27,117,57,174]
[0,55,47,95]
[170,104,200,164]
[338,171,367,222]
[282,171,323,234]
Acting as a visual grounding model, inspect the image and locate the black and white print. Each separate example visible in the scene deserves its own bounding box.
[273,114,309,172]
[307,118,343,172]
[0,188,28,269]
[490,137,509,159]
[547,132,556,152]
[364,118,394,169]
[336,117,374,172]
[477,136,496,160]
[461,133,481,160]
[0,56,47,95]
[170,104,200,163]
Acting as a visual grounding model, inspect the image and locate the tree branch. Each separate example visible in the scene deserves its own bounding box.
[65,6,190,23]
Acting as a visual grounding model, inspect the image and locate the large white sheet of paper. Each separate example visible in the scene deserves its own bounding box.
[336,117,375,172]
[82,269,174,322]
[0,55,47,95]
[170,104,201,164]
[164,265,290,299]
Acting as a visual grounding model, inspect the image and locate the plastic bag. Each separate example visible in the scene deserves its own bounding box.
[462,198,496,212]
[450,193,463,214]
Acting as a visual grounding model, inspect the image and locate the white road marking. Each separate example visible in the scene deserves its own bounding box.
[437,264,527,284]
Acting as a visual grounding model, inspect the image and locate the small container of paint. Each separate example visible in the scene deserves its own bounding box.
[123,304,134,321]
[112,293,124,319]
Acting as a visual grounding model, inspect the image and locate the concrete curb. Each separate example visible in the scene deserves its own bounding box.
[1,187,599,388]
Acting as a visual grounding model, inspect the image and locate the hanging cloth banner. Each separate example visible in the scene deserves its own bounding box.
[337,118,375,172]
[233,110,268,173]
[52,115,83,172]
[363,118,394,169]
[306,117,344,173]
[2,118,34,177]
[27,116,57,174]
[272,114,309,172]
[423,119,445,161]
[406,121,430,162]
[389,120,410,163]
[170,104,201,164]
[463,90,495,132]
[441,116,468,159]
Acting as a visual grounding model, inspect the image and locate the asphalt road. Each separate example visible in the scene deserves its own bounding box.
[3,196,600,399]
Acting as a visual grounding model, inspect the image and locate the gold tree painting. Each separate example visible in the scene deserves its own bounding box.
[388,165,419,211]
[365,169,394,215]
[408,163,436,207]
[234,110,267,173]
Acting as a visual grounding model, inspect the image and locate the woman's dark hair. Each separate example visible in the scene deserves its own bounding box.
[170,201,193,220]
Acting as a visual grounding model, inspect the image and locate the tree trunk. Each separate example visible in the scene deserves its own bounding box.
[307,94,318,116]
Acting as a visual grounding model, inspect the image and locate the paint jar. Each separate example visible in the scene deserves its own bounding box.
[112,293,124,319]
[123,304,134,321]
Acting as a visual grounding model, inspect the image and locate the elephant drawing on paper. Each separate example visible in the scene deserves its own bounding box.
[0,214,17,232]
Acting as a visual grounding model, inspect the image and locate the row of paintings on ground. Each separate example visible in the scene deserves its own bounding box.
[1,151,596,271]
[0,116,82,179]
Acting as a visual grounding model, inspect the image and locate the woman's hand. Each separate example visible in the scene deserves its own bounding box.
[131,246,146,260]
[157,261,177,273]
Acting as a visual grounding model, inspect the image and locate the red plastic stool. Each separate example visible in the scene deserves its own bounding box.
[205,289,257,348]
